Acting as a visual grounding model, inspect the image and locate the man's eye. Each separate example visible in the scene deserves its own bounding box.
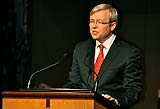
[90,20,94,23]
[97,21,102,24]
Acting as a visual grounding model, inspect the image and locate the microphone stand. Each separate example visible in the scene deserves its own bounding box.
[27,53,68,89]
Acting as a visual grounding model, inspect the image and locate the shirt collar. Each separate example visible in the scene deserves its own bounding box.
[95,34,116,50]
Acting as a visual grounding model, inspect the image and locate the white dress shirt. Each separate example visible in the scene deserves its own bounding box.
[94,34,116,63]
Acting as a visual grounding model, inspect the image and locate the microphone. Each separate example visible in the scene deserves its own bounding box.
[27,53,68,89]
[84,54,99,92]
[87,69,99,92]
[94,81,98,92]
[87,69,98,91]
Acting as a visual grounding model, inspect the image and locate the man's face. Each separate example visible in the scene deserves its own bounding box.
[89,10,116,43]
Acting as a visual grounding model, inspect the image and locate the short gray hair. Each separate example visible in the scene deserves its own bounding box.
[90,4,118,24]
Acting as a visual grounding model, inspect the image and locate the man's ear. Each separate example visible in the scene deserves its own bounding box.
[111,22,117,31]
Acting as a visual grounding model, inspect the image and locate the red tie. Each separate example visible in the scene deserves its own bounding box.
[94,44,104,80]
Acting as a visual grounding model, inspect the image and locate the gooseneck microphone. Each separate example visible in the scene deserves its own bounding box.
[27,53,68,89]
[84,53,99,92]
[87,69,98,92]
[94,81,98,92]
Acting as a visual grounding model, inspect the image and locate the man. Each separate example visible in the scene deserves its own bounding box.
[63,3,143,108]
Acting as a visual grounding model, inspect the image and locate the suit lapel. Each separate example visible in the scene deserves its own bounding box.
[96,38,121,81]
[84,40,95,88]
[83,38,121,88]
[84,40,95,72]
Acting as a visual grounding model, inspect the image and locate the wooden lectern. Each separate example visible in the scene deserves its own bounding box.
[2,89,120,109]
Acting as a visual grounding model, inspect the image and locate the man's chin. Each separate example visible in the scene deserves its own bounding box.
[91,36,99,40]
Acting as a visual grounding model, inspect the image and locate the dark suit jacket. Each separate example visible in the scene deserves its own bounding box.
[64,38,143,108]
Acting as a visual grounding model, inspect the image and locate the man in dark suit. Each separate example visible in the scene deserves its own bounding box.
[64,3,143,108]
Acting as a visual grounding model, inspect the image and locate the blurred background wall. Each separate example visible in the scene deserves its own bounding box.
[0,0,160,109]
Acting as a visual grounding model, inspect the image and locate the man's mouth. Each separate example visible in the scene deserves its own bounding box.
[92,30,98,35]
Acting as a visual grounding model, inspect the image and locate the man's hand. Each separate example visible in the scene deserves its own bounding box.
[102,94,120,106]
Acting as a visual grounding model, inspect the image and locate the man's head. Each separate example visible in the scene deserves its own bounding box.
[89,4,118,43]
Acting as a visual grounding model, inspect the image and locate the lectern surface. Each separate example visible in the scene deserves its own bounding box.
[2,90,120,109]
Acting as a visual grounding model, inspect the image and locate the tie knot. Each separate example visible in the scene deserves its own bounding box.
[99,44,104,50]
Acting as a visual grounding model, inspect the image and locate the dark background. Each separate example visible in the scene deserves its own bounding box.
[1,0,160,109]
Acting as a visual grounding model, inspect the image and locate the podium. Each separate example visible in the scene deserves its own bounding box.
[2,89,120,109]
